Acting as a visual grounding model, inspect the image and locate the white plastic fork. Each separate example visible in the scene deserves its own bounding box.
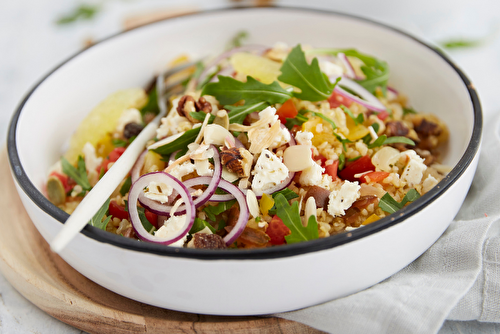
[50,62,195,253]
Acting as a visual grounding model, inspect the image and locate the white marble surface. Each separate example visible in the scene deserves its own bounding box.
[1,0,500,333]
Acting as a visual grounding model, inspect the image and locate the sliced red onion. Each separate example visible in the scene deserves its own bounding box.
[138,145,222,215]
[332,77,386,113]
[128,172,195,245]
[210,65,234,83]
[197,45,268,86]
[387,86,399,95]
[217,179,249,246]
[337,52,359,80]
[131,150,148,184]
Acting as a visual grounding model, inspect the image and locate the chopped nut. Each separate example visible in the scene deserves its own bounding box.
[220,147,253,178]
[196,96,212,113]
[385,121,409,137]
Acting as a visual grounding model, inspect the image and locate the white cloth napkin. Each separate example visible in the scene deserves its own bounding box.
[274,111,500,333]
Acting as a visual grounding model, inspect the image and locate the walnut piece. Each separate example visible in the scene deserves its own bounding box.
[177,95,213,123]
[220,147,253,178]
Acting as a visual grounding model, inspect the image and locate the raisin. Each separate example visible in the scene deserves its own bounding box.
[193,234,227,249]
[123,123,144,139]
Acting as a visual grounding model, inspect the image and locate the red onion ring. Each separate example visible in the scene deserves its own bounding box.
[217,179,250,246]
[197,45,268,86]
[131,150,148,184]
[128,172,195,245]
[387,86,399,95]
[138,145,222,215]
[332,77,386,113]
[337,52,359,80]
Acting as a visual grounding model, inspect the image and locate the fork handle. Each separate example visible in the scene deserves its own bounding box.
[50,121,159,253]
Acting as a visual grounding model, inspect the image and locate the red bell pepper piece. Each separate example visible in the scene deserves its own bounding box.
[338,155,375,182]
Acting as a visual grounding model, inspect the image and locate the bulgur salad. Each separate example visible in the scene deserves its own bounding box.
[46,41,449,250]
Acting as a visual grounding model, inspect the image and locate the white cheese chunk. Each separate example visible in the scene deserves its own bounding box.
[299,162,324,187]
[144,181,171,204]
[156,97,192,139]
[327,180,361,217]
[82,142,102,173]
[400,150,427,187]
[155,215,188,247]
[422,174,438,193]
[295,131,314,146]
[251,150,289,193]
[319,60,344,78]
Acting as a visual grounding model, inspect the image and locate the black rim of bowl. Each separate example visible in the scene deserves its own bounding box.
[7,6,482,260]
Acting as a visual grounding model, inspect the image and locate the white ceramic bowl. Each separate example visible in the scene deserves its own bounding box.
[8,7,481,315]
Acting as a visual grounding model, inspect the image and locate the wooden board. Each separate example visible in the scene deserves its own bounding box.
[0,149,322,334]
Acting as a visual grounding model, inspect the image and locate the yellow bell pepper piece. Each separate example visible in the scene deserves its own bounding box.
[362,214,380,225]
[259,193,275,216]
[143,151,166,174]
[345,116,370,141]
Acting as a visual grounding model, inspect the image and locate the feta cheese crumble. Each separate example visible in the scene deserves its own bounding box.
[400,150,427,187]
[327,180,361,217]
[155,215,189,247]
[251,149,289,193]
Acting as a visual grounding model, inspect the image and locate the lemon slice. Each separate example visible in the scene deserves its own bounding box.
[64,88,147,164]
[230,52,282,84]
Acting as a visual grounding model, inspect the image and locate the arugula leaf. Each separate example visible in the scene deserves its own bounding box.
[140,86,160,117]
[56,4,100,25]
[88,198,111,231]
[309,48,389,94]
[201,75,291,106]
[268,189,300,216]
[204,200,237,222]
[340,105,364,125]
[379,189,421,214]
[279,45,334,102]
[367,135,415,149]
[119,177,132,196]
[274,194,318,244]
[226,101,270,124]
[152,127,200,156]
[189,112,216,123]
[61,156,91,191]
[189,218,216,234]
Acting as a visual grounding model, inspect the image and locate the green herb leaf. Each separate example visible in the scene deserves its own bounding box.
[112,138,128,147]
[279,45,335,102]
[88,198,111,231]
[227,30,249,49]
[152,127,201,156]
[137,207,156,234]
[440,38,482,50]
[308,111,337,130]
[56,4,101,25]
[201,75,291,106]
[340,105,364,125]
[367,135,415,149]
[190,218,216,234]
[274,194,318,244]
[61,156,91,191]
[403,107,417,116]
[119,177,132,196]
[203,200,237,222]
[268,189,300,216]
[338,153,346,170]
[378,189,421,214]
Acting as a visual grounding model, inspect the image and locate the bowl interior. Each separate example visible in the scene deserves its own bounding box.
[13,7,474,244]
